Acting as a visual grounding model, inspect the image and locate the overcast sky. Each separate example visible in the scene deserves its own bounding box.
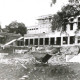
[0,0,68,28]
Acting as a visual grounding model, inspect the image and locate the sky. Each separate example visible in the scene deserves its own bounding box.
[0,0,68,28]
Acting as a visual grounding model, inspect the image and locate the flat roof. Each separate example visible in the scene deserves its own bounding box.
[37,14,53,20]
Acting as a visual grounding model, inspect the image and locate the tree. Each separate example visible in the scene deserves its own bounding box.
[50,0,56,6]
[51,4,80,31]
[52,14,63,31]
[5,21,27,36]
[51,0,79,4]
[17,23,27,36]
[51,0,80,6]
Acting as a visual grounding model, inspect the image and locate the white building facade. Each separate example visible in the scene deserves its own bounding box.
[27,14,53,34]
[15,15,80,47]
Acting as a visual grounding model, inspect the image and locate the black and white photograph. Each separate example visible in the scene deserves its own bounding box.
[0,0,80,80]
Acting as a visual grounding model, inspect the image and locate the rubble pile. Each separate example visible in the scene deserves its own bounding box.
[60,46,79,55]
[0,47,79,80]
[48,46,80,64]
[0,53,36,67]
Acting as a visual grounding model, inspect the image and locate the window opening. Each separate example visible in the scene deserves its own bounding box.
[34,38,38,45]
[63,37,68,44]
[78,17,80,21]
[40,38,43,45]
[45,38,49,45]
[30,39,33,45]
[50,37,55,45]
[25,39,28,45]
[70,23,73,30]
[21,41,24,46]
[70,36,75,44]
[70,18,74,22]
[56,37,61,45]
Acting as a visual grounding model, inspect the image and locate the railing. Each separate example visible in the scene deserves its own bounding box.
[1,37,23,49]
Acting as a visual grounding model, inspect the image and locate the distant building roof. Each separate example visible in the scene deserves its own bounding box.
[37,14,53,20]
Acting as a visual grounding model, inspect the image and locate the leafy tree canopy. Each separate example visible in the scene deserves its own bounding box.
[52,4,80,31]
[5,21,27,36]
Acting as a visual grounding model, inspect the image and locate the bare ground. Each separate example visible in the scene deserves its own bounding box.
[0,53,79,80]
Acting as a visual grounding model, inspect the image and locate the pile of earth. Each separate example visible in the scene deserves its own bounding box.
[0,46,80,80]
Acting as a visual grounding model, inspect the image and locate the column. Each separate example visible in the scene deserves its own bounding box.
[24,39,25,46]
[75,36,78,45]
[55,37,56,45]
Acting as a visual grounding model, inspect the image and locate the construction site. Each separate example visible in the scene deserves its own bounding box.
[0,0,80,80]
